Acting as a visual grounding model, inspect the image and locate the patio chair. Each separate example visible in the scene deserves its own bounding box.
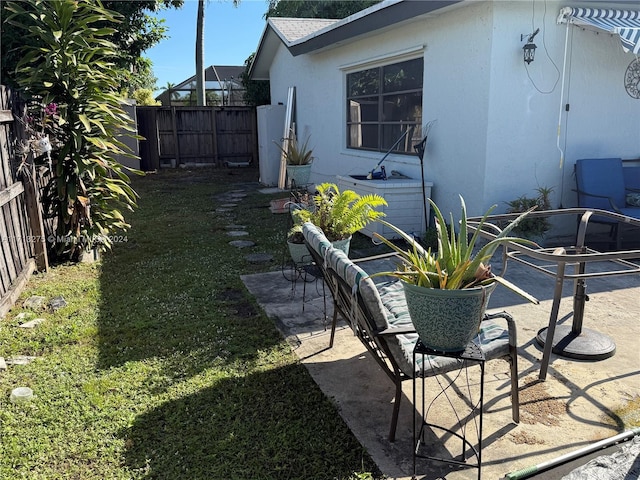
[575,158,640,247]
[302,223,520,442]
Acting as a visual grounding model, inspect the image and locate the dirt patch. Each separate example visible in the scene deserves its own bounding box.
[215,288,257,318]
[216,288,245,302]
[519,376,567,426]
[234,302,257,318]
[510,430,545,445]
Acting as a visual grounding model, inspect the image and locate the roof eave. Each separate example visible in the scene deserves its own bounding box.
[249,20,287,81]
[288,0,465,56]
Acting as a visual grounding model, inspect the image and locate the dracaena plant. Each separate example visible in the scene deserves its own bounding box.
[6,0,139,261]
[373,196,538,304]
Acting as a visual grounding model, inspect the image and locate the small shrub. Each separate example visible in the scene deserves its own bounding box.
[505,186,553,239]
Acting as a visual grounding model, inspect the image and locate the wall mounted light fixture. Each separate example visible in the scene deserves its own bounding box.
[521,28,540,64]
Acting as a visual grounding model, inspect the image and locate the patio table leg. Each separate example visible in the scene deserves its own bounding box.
[536,262,566,381]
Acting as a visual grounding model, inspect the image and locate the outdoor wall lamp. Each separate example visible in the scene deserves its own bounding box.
[521,28,540,64]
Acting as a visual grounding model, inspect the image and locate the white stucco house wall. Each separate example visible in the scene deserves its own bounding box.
[250,0,640,230]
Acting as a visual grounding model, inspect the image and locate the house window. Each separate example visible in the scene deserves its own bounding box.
[346,57,423,154]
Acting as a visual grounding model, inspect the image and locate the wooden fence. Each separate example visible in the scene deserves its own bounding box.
[0,86,48,317]
[136,106,257,170]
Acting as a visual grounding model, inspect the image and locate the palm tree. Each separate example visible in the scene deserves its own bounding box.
[165,82,180,102]
[195,0,240,107]
[195,0,206,106]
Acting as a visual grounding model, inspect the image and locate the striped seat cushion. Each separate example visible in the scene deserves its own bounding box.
[318,230,511,379]
[302,222,332,260]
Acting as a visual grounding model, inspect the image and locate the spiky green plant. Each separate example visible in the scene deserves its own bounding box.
[276,127,313,165]
[373,196,538,303]
[292,183,387,241]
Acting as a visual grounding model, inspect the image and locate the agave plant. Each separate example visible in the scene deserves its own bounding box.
[373,196,538,303]
[292,183,387,241]
[276,127,313,166]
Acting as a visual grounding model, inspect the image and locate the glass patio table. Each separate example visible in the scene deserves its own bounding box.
[467,208,640,380]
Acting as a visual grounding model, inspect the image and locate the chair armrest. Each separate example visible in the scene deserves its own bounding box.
[483,311,517,348]
[352,252,402,263]
[573,188,623,213]
[376,325,416,336]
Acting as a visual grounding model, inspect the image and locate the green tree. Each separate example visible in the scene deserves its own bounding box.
[165,82,180,102]
[133,88,161,106]
[266,0,380,18]
[241,53,270,106]
[241,1,378,104]
[1,0,183,90]
[6,0,140,260]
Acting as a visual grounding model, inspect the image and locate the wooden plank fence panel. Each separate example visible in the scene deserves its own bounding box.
[0,85,48,313]
[136,107,160,171]
[136,105,257,169]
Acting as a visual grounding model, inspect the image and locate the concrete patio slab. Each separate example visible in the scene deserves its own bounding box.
[241,253,640,480]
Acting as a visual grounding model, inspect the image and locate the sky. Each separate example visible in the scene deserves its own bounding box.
[145,0,270,96]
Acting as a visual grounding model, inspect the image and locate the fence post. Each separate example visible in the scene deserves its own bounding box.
[22,164,48,272]
[171,106,180,166]
[211,108,218,165]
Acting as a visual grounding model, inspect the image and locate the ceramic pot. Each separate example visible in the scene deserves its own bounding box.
[403,282,497,352]
[287,240,312,265]
[287,235,351,266]
[286,164,312,188]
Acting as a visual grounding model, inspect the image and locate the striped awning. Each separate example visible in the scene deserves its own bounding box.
[557,7,640,55]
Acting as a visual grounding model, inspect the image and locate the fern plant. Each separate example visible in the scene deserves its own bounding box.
[292,183,387,241]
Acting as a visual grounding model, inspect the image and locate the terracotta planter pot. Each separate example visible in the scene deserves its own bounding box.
[403,282,497,352]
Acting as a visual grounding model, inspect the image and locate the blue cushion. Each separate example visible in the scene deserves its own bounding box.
[576,158,626,210]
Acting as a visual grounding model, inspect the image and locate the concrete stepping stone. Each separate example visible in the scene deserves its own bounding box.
[18,318,45,329]
[23,296,45,310]
[221,203,238,208]
[216,208,232,213]
[49,296,67,312]
[0,357,6,370]
[245,253,274,263]
[227,230,249,237]
[6,356,37,366]
[229,240,255,248]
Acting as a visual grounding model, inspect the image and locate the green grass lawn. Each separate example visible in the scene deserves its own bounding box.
[0,168,382,480]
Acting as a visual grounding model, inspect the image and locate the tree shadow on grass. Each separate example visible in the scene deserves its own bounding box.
[96,248,285,380]
[121,362,380,480]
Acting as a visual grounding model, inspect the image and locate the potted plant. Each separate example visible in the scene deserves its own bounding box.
[372,196,538,352]
[287,182,387,262]
[504,186,553,243]
[276,127,313,188]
